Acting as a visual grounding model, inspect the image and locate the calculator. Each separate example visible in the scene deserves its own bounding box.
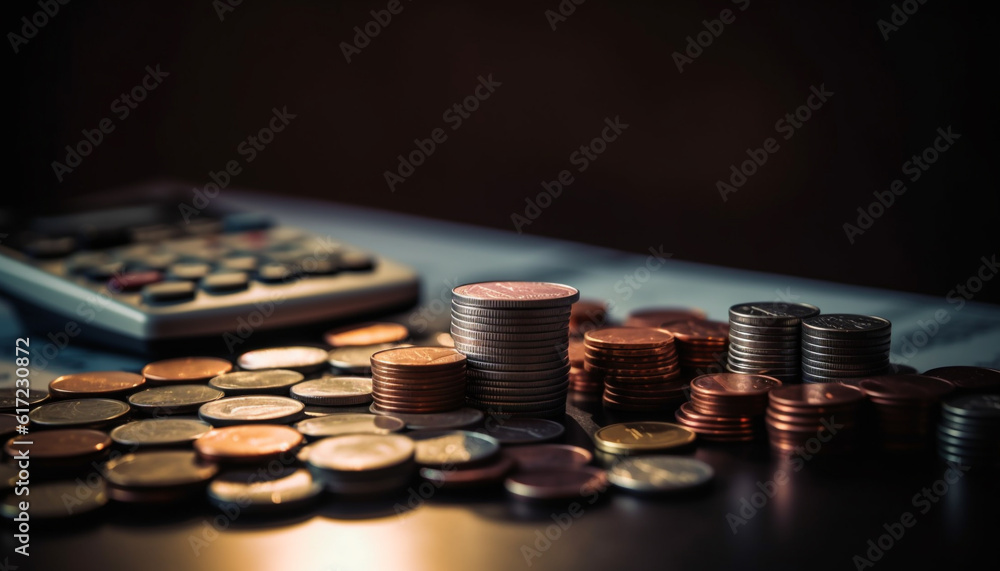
[0,183,420,354]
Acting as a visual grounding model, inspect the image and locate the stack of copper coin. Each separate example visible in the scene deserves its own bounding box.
[660,320,730,378]
[584,327,685,411]
[369,346,467,414]
[450,281,579,418]
[858,374,954,452]
[569,300,608,338]
[765,383,866,456]
[568,338,601,395]
[675,373,781,442]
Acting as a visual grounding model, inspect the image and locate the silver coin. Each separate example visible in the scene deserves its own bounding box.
[238,346,329,373]
[2,480,108,519]
[408,430,500,467]
[111,418,213,447]
[290,376,373,406]
[327,343,408,371]
[302,433,414,472]
[295,413,405,439]
[606,455,714,493]
[475,418,565,444]
[208,467,322,511]
[102,450,219,488]
[801,314,891,338]
[209,369,304,395]
[0,388,50,412]
[369,404,484,430]
[129,384,225,414]
[728,302,820,325]
[450,324,569,343]
[452,303,572,319]
[29,398,130,428]
[199,395,305,426]
[465,357,570,372]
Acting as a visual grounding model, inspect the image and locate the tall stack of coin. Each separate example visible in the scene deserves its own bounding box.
[727,302,820,384]
[936,394,1000,466]
[584,328,685,411]
[675,373,781,442]
[660,320,729,378]
[765,384,866,456]
[369,346,467,414]
[801,315,891,384]
[450,282,578,418]
[858,374,953,452]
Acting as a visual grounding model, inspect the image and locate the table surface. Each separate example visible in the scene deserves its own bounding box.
[3,190,998,571]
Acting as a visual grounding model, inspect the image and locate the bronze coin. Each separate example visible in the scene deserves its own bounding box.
[194,425,303,463]
[690,373,782,398]
[768,384,866,408]
[859,375,954,403]
[371,346,467,370]
[504,444,592,471]
[49,371,146,398]
[661,319,730,344]
[324,322,410,347]
[452,281,580,308]
[676,402,755,425]
[584,327,675,350]
[625,307,707,328]
[584,345,673,358]
[505,466,607,500]
[4,428,111,466]
[142,357,233,384]
[420,454,516,488]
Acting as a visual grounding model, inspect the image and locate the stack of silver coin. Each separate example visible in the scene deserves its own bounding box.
[800,314,891,383]
[726,302,821,384]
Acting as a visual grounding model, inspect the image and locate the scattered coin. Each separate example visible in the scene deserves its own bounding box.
[208,369,304,396]
[324,322,409,347]
[290,376,373,406]
[48,371,146,399]
[302,433,415,495]
[199,396,306,426]
[29,398,130,429]
[129,384,224,414]
[328,343,411,373]
[606,456,715,493]
[194,424,303,463]
[419,454,516,488]
[238,346,329,373]
[593,422,696,455]
[504,444,592,471]
[294,413,405,440]
[111,418,213,447]
[208,467,322,512]
[0,388,49,412]
[101,450,219,503]
[408,430,501,467]
[2,480,108,519]
[505,466,607,500]
[4,428,111,468]
[475,417,565,445]
[142,357,233,384]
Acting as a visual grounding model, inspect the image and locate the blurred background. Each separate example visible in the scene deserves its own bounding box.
[5,0,997,302]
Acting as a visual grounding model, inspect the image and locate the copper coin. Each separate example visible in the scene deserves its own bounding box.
[859,375,954,402]
[661,320,730,344]
[678,402,755,424]
[371,346,466,371]
[238,346,329,373]
[4,429,111,466]
[420,454,516,488]
[625,307,707,328]
[924,366,1000,392]
[142,357,233,384]
[452,282,580,308]
[505,466,607,500]
[584,328,675,350]
[691,373,781,398]
[768,384,866,408]
[504,444,592,471]
[766,399,862,416]
[568,338,586,366]
[194,425,303,463]
[324,322,409,347]
[48,371,146,398]
[585,345,672,358]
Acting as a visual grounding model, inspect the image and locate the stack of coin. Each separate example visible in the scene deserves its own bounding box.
[801,315,892,384]
[858,374,954,452]
[450,281,578,418]
[569,300,608,337]
[727,302,820,383]
[370,346,467,414]
[675,373,781,442]
[585,328,685,411]
[765,384,866,456]
[936,394,1000,466]
[301,433,415,495]
[660,320,729,378]
[568,338,601,395]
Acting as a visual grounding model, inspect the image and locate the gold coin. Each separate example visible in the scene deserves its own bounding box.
[593,421,695,454]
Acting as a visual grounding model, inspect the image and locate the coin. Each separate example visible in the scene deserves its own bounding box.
[370,405,484,430]
[208,369,304,395]
[208,467,323,512]
[194,424,303,463]
[504,444,592,471]
[452,303,572,320]
[0,388,49,412]
[4,428,111,468]
[584,328,675,350]
[371,346,466,370]
[142,357,233,384]
[593,422,696,454]
[129,384,225,414]
[728,302,820,326]
[102,450,218,493]
[2,480,108,519]
[328,343,409,372]
[505,466,608,500]
[858,375,954,403]
[801,314,891,338]
[408,430,501,467]
[452,282,580,309]
[473,417,565,444]
[29,398,130,429]
[925,366,1000,393]
[238,346,329,373]
[110,418,213,447]
[289,376,373,406]
[302,433,415,495]
[941,393,1000,419]
[295,413,405,439]
[48,371,146,399]
[324,322,409,347]
[199,396,306,426]
[606,456,714,493]
[419,454,516,488]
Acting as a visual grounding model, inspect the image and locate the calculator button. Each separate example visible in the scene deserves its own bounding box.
[142,281,196,303]
[109,271,163,293]
[339,251,375,271]
[167,262,213,281]
[256,263,297,283]
[201,271,249,293]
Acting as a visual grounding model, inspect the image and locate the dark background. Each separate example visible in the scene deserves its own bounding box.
[5,0,997,302]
